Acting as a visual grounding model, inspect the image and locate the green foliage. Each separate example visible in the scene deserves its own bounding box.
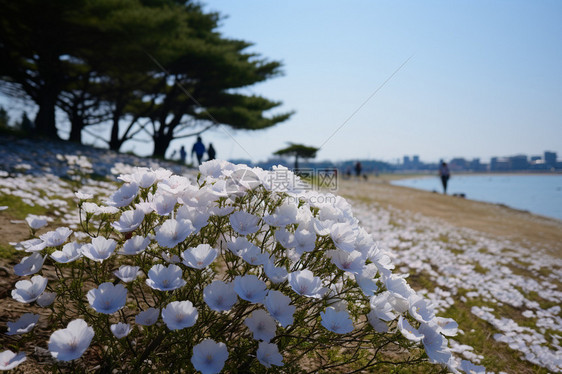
[0,194,48,219]
[0,0,292,155]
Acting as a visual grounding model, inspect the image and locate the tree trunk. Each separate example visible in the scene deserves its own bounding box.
[152,133,173,159]
[34,87,60,139]
[68,107,83,143]
[109,104,123,151]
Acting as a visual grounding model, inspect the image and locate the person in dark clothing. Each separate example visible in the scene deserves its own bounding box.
[207,143,216,160]
[191,136,206,166]
[355,161,362,178]
[439,162,450,194]
[179,146,187,163]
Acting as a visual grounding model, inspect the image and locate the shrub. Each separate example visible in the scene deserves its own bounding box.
[4,160,473,373]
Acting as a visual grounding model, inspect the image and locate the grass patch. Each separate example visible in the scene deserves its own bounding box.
[0,243,18,260]
[473,262,488,274]
[437,234,449,243]
[443,301,550,374]
[0,194,48,219]
[407,271,436,293]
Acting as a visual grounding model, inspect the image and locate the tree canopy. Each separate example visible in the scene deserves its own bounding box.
[0,0,291,157]
[274,143,319,170]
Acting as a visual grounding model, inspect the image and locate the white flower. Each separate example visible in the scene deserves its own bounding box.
[229,211,260,235]
[81,237,117,262]
[431,317,458,337]
[155,219,195,248]
[51,242,82,263]
[177,206,210,230]
[385,275,415,300]
[397,315,424,342]
[327,249,364,274]
[114,265,141,283]
[256,342,284,368]
[14,252,45,276]
[274,228,294,249]
[244,309,277,342]
[329,223,357,253]
[240,244,268,266]
[119,235,150,255]
[0,350,26,370]
[203,280,237,312]
[161,300,198,330]
[459,360,486,374]
[87,282,127,314]
[112,209,145,233]
[152,192,177,216]
[367,312,389,333]
[265,290,295,327]
[288,269,326,298]
[161,251,181,264]
[263,202,297,227]
[107,182,139,207]
[320,307,354,334]
[199,159,236,178]
[6,313,40,335]
[15,238,46,253]
[37,291,56,307]
[369,292,396,322]
[158,175,191,195]
[191,339,228,374]
[75,191,93,200]
[233,275,268,303]
[226,236,252,256]
[293,228,316,254]
[12,275,48,303]
[146,264,186,291]
[418,323,451,364]
[355,263,379,297]
[111,322,132,339]
[408,294,435,324]
[264,260,288,284]
[40,227,73,247]
[182,244,218,269]
[25,214,48,230]
[118,167,158,188]
[48,319,94,361]
[136,308,159,326]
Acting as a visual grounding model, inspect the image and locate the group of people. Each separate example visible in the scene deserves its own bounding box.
[179,136,216,166]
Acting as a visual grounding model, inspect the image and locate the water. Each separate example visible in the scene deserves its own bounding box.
[391,174,562,221]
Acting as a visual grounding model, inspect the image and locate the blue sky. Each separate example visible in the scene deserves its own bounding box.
[188,0,562,164]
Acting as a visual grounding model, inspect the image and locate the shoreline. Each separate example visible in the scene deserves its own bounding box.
[384,173,562,222]
[338,179,562,258]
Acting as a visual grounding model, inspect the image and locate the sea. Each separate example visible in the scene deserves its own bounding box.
[391,174,562,221]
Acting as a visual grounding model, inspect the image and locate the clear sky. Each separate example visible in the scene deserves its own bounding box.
[185,0,562,164]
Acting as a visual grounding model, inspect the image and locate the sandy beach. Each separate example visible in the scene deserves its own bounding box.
[339,177,562,258]
[338,177,562,372]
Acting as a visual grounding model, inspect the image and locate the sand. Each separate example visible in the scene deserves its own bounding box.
[338,177,562,259]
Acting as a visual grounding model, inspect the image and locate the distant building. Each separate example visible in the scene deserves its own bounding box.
[449,158,469,171]
[490,157,510,171]
[403,156,411,168]
[544,151,557,169]
[509,155,528,170]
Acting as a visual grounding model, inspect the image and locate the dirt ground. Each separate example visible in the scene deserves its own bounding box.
[338,177,562,258]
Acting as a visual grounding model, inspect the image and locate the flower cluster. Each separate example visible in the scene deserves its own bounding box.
[3,160,470,373]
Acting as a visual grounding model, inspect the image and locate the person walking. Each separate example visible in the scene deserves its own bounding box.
[191,136,206,166]
[179,146,187,164]
[207,143,216,161]
[439,161,450,194]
